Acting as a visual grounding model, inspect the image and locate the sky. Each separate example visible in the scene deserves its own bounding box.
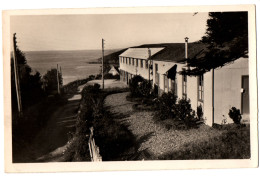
[10,13,209,51]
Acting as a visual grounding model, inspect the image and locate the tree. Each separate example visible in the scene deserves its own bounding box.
[11,48,45,110]
[42,68,63,94]
[184,12,248,75]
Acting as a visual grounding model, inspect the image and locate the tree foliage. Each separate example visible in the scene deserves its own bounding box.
[11,48,45,110]
[42,68,63,94]
[184,12,248,75]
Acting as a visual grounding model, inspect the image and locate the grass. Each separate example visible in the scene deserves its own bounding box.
[158,124,250,160]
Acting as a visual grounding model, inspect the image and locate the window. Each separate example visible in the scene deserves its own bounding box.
[141,60,143,68]
[164,75,168,92]
[182,74,187,98]
[145,60,148,69]
[129,57,131,65]
[155,64,159,85]
[171,79,177,95]
[155,64,158,72]
[198,75,204,102]
[136,59,139,67]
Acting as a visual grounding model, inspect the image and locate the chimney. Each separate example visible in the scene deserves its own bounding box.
[184,37,189,59]
[148,48,151,59]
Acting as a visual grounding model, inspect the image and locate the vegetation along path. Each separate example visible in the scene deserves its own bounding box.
[13,96,80,163]
[104,92,250,160]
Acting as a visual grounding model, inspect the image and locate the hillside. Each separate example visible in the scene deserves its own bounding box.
[98,48,128,65]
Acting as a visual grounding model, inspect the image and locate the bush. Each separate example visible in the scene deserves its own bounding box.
[104,73,120,80]
[138,80,152,97]
[81,84,101,100]
[155,92,177,120]
[129,75,152,98]
[95,74,102,79]
[173,98,199,129]
[228,107,242,124]
[62,75,95,94]
[154,95,199,129]
[43,68,63,95]
[175,98,195,120]
[67,83,103,161]
[129,75,144,97]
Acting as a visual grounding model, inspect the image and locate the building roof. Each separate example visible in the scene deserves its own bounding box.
[109,65,119,72]
[119,47,164,60]
[134,43,208,62]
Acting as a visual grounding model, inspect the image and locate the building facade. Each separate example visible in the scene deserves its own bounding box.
[119,47,164,84]
[119,43,249,126]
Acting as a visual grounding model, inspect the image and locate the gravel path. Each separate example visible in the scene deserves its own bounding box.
[105,92,223,160]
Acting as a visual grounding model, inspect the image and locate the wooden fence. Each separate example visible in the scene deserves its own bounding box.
[88,127,102,162]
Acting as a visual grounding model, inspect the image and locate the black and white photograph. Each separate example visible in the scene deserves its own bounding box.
[2,4,258,172]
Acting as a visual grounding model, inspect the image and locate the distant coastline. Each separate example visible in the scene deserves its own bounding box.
[86,61,101,64]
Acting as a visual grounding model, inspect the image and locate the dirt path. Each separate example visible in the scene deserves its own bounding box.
[104,92,223,160]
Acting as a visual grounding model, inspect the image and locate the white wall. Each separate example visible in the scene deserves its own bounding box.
[213,58,249,124]
[203,70,213,126]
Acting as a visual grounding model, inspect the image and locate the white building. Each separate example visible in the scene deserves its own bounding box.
[108,65,119,76]
[119,42,249,126]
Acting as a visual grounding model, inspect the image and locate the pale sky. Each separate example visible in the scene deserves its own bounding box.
[10,13,209,51]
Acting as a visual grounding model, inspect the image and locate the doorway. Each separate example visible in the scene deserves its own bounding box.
[241,75,249,114]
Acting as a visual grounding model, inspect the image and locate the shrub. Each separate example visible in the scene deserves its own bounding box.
[174,98,198,128]
[68,84,102,161]
[152,84,159,97]
[62,75,94,94]
[197,104,203,120]
[81,84,101,99]
[228,107,242,124]
[129,75,153,98]
[138,80,152,97]
[42,68,63,95]
[95,74,102,79]
[155,92,177,120]
[129,75,144,97]
[104,73,120,80]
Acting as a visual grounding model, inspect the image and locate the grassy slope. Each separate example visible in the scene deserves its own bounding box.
[158,124,250,160]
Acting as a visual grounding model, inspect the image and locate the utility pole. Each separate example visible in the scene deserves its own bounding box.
[13,33,23,117]
[148,48,151,83]
[57,64,60,94]
[102,38,105,89]
[184,37,189,70]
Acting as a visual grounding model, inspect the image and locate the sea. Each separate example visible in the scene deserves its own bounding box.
[24,50,118,85]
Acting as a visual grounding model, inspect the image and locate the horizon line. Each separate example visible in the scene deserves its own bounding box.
[21,48,123,52]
